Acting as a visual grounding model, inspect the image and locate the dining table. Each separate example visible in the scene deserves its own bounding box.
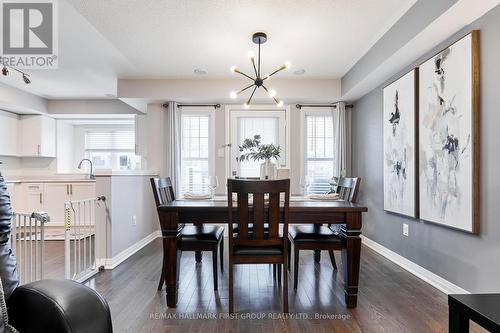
[157,196,368,308]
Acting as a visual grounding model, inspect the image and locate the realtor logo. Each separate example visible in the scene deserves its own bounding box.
[0,0,58,69]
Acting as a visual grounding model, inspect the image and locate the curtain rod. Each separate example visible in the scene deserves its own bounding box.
[296,103,353,109]
[162,103,221,109]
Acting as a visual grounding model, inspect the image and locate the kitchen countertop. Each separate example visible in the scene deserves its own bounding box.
[5,179,95,183]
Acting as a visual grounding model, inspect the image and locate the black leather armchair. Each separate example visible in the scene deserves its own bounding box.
[0,172,113,333]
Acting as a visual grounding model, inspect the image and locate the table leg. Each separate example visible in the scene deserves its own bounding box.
[449,304,469,333]
[159,211,183,308]
[165,234,182,307]
[341,212,362,308]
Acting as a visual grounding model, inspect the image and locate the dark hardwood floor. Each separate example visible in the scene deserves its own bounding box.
[43,238,485,333]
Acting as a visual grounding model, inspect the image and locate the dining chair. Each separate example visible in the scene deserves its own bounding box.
[288,177,361,289]
[150,177,224,291]
[227,178,290,313]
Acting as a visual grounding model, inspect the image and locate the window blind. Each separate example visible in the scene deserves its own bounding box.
[304,114,335,194]
[85,130,135,151]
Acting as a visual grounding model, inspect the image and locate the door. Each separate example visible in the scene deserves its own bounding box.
[228,108,289,178]
[23,184,44,213]
[44,183,70,225]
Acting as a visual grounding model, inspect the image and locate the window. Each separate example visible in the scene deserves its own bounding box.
[229,109,288,178]
[84,127,142,170]
[303,111,335,194]
[179,110,213,194]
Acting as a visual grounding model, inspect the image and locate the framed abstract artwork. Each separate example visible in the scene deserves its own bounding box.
[418,31,480,233]
[383,69,418,218]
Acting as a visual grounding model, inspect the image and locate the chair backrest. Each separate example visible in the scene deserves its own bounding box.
[150,177,176,207]
[336,177,361,203]
[227,179,290,247]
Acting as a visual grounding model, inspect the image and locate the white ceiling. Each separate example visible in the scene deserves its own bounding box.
[1,0,416,99]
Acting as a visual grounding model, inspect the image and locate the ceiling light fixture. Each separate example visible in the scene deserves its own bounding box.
[0,61,31,84]
[229,32,291,107]
[194,68,207,75]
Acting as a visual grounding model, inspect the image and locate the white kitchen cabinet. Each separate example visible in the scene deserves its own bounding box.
[5,183,20,212]
[70,183,96,201]
[20,182,96,225]
[135,114,148,157]
[43,183,70,224]
[22,183,44,213]
[19,115,56,157]
[0,111,19,156]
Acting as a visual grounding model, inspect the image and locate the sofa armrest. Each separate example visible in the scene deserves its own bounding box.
[7,279,112,333]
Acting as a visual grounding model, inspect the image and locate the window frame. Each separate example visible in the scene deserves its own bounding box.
[81,124,141,171]
[300,107,335,195]
[178,107,216,194]
[224,104,291,180]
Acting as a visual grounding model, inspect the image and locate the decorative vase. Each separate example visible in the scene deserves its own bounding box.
[260,159,277,180]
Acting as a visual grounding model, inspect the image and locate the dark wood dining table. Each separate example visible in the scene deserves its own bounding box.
[157,197,368,308]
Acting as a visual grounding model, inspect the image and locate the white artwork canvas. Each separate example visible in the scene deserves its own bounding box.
[419,33,478,233]
[383,70,417,217]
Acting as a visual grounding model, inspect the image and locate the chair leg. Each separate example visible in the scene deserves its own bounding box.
[283,262,288,313]
[293,247,299,290]
[314,250,321,263]
[328,250,338,270]
[195,251,202,263]
[277,264,282,285]
[157,239,166,291]
[229,262,234,313]
[273,264,277,281]
[212,247,218,291]
[219,238,224,272]
[287,239,291,270]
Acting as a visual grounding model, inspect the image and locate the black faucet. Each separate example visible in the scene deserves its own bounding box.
[77,159,95,180]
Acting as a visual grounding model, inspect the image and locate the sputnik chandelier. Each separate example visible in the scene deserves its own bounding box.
[229,32,290,108]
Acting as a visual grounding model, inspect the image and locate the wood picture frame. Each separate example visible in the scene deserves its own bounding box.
[418,30,480,234]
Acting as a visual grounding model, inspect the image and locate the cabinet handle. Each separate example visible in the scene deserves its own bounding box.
[39,193,42,204]
[70,184,73,195]
[66,184,69,195]
[37,144,41,155]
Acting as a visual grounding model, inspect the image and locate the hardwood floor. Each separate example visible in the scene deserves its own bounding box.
[41,238,485,333]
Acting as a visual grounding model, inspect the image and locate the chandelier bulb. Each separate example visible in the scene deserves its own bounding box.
[284,61,292,69]
[230,91,238,99]
[230,66,238,73]
[247,51,255,59]
[276,100,284,107]
[268,89,277,97]
[243,103,250,109]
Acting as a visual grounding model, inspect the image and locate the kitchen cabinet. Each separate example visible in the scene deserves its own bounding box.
[19,115,56,157]
[21,182,96,225]
[0,111,19,156]
[135,114,148,157]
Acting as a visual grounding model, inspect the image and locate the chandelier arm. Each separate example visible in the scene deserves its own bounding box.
[246,85,258,105]
[235,69,255,81]
[264,66,286,80]
[250,57,258,77]
[238,83,256,95]
[262,85,280,104]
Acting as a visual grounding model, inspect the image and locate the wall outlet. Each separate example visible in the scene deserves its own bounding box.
[132,215,137,226]
[403,223,409,237]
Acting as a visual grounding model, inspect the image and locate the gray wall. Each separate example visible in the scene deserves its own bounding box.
[352,5,500,292]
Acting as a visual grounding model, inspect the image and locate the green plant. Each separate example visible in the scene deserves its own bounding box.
[236,135,281,162]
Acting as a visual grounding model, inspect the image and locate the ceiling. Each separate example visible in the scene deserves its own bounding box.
[1,0,416,99]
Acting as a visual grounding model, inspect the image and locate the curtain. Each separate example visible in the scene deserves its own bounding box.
[163,101,181,195]
[332,102,351,177]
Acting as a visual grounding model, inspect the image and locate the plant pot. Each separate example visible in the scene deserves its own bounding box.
[260,159,277,180]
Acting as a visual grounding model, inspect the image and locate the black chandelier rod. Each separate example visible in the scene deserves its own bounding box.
[296,103,354,109]
[258,41,261,78]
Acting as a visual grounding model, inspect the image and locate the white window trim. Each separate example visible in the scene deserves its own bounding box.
[224,104,291,180]
[179,107,216,193]
[299,107,334,195]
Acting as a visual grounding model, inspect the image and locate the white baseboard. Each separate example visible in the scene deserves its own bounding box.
[97,230,161,270]
[361,235,469,295]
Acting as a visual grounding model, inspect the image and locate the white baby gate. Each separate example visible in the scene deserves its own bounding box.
[10,212,49,285]
[64,196,105,283]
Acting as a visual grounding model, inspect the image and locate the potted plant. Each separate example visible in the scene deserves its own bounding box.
[236,135,281,180]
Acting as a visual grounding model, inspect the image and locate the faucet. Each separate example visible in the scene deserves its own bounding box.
[77,159,95,180]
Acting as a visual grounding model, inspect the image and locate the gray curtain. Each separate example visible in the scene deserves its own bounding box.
[163,102,181,195]
[332,102,351,177]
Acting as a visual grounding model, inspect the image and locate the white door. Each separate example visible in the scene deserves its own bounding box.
[228,108,289,178]
[44,183,70,225]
